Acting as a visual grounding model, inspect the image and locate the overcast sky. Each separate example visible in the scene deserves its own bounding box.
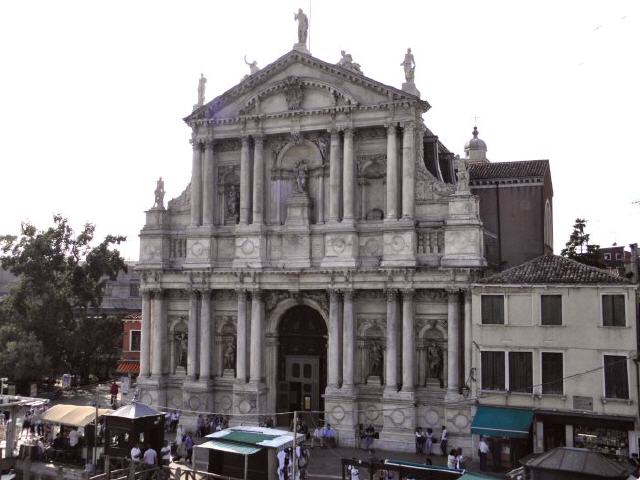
[1,0,638,260]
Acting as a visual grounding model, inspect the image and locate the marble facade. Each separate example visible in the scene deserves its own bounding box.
[137,45,485,452]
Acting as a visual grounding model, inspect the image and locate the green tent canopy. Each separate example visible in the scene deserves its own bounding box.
[471,406,534,439]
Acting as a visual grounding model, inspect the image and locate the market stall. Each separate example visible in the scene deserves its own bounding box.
[104,402,164,460]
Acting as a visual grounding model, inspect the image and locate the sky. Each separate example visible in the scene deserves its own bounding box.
[0,0,638,260]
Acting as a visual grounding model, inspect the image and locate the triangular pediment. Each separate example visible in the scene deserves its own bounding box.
[185,50,429,124]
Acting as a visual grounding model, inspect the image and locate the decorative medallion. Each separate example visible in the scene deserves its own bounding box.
[188,395,202,411]
[240,239,255,255]
[190,241,204,258]
[364,238,381,257]
[391,408,406,427]
[330,404,346,423]
[331,237,347,254]
[238,399,252,414]
[390,235,406,252]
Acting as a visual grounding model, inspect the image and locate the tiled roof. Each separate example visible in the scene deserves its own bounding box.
[478,254,631,285]
[469,160,549,180]
[123,312,141,320]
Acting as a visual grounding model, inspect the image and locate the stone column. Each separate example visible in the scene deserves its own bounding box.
[187,290,199,379]
[252,135,264,225]
[199,289,213,380]
[239,136,251,225]
[140,290,151,377]
[384,289,398,391]
[190,141,203,226]
[447,290,460,396]
[250,291,264,383]
[342,128,354,223]
[236,290,248,382]
[401,290,415,392]
[386,124,398,220]
[202,140,215,226]
[151,290,165,376]
[328,129,341,222]
[401,122,415,219]
[464,291,472,387]
[342,290,356,389]
[327,290,342,388]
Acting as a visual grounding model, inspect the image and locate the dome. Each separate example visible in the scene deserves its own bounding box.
[464,126,487,153]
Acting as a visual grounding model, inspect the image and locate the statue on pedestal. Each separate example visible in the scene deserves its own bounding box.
[401,48,415,82]
[296,161,308,194]
[226,184,240,222]
[455,155,470,193]
[369,341,383,378]
[223,340,236,370]
[154,177,165,209]
[426,342,443,387]
[294,8,309,45]
[175,332,187,370]
[197,73,206,106]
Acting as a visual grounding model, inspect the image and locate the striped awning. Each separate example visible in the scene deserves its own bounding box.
[116,361,140,374]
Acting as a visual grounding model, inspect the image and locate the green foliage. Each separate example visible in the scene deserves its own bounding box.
[0,214,127,383]
[560,218,604,268]
[0,322,50,389]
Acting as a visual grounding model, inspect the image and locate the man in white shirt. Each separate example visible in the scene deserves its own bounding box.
[160,440,171,466]
[143,445,158,466]
[478,436,490,471]
[131,444,142,463]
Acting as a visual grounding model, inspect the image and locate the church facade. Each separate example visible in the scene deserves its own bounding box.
[136,34,487,451]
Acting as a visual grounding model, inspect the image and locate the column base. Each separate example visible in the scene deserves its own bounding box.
[325,391,358,448]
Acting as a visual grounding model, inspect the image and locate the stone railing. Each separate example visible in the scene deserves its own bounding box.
[417,229,444,256]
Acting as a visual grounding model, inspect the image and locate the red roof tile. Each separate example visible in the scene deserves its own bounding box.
[470,160,549,180]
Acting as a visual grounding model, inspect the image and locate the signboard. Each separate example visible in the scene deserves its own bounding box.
[7,385,16,396]
[573,395,593,411]
[30,383,38,397]
[121,376,130,395]
[62,374,72,389]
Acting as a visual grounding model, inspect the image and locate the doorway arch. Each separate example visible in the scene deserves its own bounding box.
[275,305,327,424]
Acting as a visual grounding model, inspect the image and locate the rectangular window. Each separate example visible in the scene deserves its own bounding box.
[604,253,611,260]
[481,295,505,325]
[509,352,533,393]
[541,352,563,394]
[130,330,141,352]
[602,295,625,326]
[604,355,629,399]
[615,253,622,260]
[481,351,505,391]
[129,282,140,298]
[541,295,562,326]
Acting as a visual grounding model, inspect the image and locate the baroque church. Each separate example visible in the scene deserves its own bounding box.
[136,12,551,452]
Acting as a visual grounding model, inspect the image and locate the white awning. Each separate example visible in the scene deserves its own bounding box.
[197,440,262,456]
[41,404,112,427]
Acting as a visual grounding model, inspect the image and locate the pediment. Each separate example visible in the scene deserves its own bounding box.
[185,50,428,124]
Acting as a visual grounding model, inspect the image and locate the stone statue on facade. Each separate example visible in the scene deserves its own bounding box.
[226,184,240,221]
[296,161,308,194]
[337,50,362,74]
[244,55,260,76]
[175,332,187,370]
[369,341,383,378]
[400,48,415,82]
[283,76,304,110]
[197,73,206,106]
[426,342,443,386]
[455,155,470,193]
[154,177,165,209]
[223,340,236,370]
[294,8,309,45]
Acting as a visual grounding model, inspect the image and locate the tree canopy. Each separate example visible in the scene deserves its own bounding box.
[560,218,604,268]
[0,215,127,387]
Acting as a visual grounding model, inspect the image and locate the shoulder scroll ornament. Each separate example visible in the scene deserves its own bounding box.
[283,76,304,110]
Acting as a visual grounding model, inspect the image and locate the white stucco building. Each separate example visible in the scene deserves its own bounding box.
[136,27,488,451]
[470,255,639,463]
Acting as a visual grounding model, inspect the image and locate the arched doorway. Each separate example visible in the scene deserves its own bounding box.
[276,305,327,423]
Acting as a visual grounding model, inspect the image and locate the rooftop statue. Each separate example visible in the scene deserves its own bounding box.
[337,50,362,74]
[401,48,415,82]
[197,73,206,106]
[455,155,470,193]
[294,8,308,45]
[244,55,260,76]
[154,177,165,209]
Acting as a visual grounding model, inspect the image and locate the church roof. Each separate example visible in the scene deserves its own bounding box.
[185,49,429,124]
[478,254,631,285]
[469,160,549,180]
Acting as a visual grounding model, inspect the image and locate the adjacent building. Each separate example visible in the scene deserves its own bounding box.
[470,254,639,464]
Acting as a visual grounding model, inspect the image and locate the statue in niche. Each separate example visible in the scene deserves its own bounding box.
[197,73,206,106]
[426,342,443,387]
[400,48,416,82]
[455,155,469,193]
[244,55,260,76]
[337,50,362,74]
[283,76,304,110]
[296,161,308,193]
[294,8,308,44]
[369,341,383,378]
[175,331,187,370]
[153,177,165,209]
[226,184,240,221]
[223,340,236,370]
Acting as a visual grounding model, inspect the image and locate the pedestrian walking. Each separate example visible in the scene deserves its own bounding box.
[478,436,489,471]
[440,426,448,456]
[425,428,433,456]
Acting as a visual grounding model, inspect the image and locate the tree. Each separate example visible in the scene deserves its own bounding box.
[0,215,127,382]
[0,317,50,392]
[560,218,604,268]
